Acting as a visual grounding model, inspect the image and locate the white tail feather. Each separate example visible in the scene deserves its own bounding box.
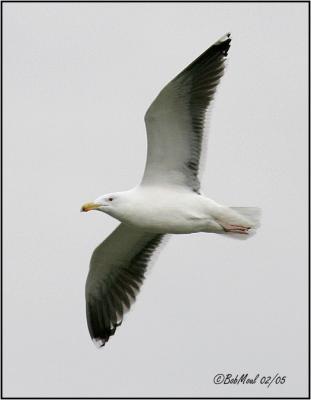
[223,207,261,240]
[230,207,261,228]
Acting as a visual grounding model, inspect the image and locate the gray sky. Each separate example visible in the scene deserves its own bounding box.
[3,2,308,397]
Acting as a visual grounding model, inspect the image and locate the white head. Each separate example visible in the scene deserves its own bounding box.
[81,192,127,217]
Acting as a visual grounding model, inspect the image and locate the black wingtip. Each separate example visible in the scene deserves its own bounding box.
[91,320,123,349]
[215,32,231,56]
[217,32,231,42]
[93,338,106,348]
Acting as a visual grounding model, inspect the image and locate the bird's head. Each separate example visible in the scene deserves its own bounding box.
[81,193,122,215]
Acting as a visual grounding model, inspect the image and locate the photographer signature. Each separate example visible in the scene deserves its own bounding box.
[213,373,286,388]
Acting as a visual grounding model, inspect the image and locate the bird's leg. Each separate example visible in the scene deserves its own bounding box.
[221,224,251,234]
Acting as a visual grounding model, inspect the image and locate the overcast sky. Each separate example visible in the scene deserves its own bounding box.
[3,2,308,397]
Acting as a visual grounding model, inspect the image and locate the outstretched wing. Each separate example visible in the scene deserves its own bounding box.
[142,33,231,193]
[85,223,164,347]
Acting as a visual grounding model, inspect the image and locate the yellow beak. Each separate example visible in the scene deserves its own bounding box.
[81,202,101,212]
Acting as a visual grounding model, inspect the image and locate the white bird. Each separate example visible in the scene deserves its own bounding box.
[81,33,260,347]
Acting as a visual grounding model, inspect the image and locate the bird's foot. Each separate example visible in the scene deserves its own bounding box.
[222,224,251,234]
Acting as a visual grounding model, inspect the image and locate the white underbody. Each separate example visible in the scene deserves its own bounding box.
[103,186,255,234]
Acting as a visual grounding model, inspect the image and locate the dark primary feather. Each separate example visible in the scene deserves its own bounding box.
[85,224,164,347]
[142,33,231,192]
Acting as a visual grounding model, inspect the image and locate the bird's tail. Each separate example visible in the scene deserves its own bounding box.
[230,207,261,227]
[224,207,261,240]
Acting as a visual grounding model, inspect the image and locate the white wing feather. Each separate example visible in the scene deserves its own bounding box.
[142,33,231,192]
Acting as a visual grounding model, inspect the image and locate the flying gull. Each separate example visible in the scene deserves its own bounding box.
[81,33,260,347]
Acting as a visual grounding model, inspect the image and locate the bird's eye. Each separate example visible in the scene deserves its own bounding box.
[108,197,113,202]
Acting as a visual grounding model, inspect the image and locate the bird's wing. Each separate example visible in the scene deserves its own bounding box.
[85,223,164,347]
[142,33,231,193]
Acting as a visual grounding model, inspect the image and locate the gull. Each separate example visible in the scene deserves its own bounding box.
[81,33,260,347]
